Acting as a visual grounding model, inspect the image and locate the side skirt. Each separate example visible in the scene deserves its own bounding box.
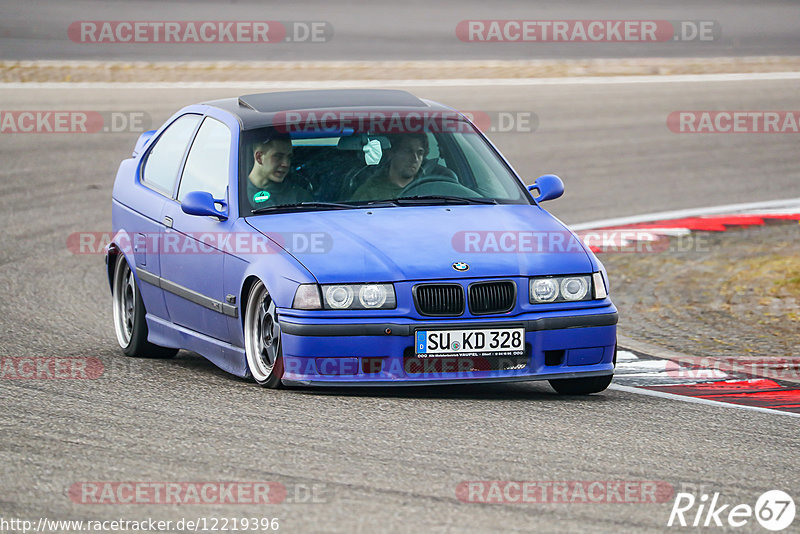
[145,314,249,378]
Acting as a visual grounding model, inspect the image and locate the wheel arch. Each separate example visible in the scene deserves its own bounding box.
[106,242,135,292]
[239,274,263,332]
[105,245,120,292]
[105,229,136,292]
[236,253,316,328]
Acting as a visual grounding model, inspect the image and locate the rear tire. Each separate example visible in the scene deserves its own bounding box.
[549,374,612,395]
[112,254,178,359]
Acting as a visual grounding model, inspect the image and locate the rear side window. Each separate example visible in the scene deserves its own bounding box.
[177,117,232,202]
[141,114,201,196]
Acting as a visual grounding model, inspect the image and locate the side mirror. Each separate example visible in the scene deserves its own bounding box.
[527,174,564,203]
[132,130,156,158]
[181,191,228,220]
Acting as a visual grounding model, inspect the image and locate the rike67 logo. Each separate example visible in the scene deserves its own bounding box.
[668,490,795,531]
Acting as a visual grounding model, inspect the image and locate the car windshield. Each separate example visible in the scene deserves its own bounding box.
[239,115,532,215]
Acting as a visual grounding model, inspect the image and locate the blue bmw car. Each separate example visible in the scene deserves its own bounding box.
[107,89,617,392]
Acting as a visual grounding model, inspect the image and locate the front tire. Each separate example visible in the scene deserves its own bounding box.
[244,280,284,388]
[549,374,613,395]
[111,254,178,358]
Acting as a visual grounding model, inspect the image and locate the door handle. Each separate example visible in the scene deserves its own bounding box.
[163,216,173,228]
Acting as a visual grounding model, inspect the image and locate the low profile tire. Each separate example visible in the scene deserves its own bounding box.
[244,280,284,388]
[549,374,613,395]
[111,254,178,359]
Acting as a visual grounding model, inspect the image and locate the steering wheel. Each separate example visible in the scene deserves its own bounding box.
[400,174,480,198]
[341,164,382,198]
[291,171,315,197]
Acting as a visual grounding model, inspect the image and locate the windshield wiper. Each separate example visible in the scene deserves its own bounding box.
[394,195,498,205]
[251,201,358,214]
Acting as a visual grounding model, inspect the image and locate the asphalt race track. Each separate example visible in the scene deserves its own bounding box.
[2,0,800,531]
[2,0,800,60]
[1,78,798,532]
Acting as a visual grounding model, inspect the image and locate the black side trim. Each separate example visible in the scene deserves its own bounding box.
[136,267,238,318]
[531,313,618,330]
[279,322,404,337]
[279,312,618,337]
[136,268,161,287]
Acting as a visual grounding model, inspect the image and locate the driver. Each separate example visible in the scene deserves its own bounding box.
[351,133,428,201]
[247,134,311,208]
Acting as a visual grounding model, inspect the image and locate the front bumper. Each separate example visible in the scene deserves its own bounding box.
[278,307,617,386]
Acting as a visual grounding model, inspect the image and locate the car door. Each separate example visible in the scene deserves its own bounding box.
[159,116,234,341]
[133,113,202,320]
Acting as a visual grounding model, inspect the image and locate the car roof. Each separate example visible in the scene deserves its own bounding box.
[203,89,460,130]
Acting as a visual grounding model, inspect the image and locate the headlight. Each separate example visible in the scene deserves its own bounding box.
[560,277,588,301]
[359,284,389,308]
[291,283,396,310]
[293,284,396,310]
[529,275,598,304]
[531,278,558,303]
[323,284,395,309]
[325,285,355,309]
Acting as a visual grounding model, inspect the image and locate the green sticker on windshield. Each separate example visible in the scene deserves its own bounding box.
[253,190,271,203]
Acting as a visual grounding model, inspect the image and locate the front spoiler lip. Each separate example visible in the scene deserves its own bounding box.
[282,369,614,387]
[278,311,618,337]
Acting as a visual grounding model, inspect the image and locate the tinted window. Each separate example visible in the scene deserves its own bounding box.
[142,114,201,196]
[178,117,232,202]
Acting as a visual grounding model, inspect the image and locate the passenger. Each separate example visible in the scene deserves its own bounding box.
[247,135,311,208]
[351,133,429,201]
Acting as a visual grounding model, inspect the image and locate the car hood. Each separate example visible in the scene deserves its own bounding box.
[246,204,593,283]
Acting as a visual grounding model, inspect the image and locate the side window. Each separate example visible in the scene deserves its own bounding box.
[141,114,202,196]
[177,117,232,202]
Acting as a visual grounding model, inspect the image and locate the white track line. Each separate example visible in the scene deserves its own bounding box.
[2,71,800,90]
[572,197,800,231]
[616,350,639,361]
[610,384,800,418]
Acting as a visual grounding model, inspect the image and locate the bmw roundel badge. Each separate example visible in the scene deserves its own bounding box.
[452,262,469,272]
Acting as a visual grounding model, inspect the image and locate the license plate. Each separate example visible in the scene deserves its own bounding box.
[415,327,525,358]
